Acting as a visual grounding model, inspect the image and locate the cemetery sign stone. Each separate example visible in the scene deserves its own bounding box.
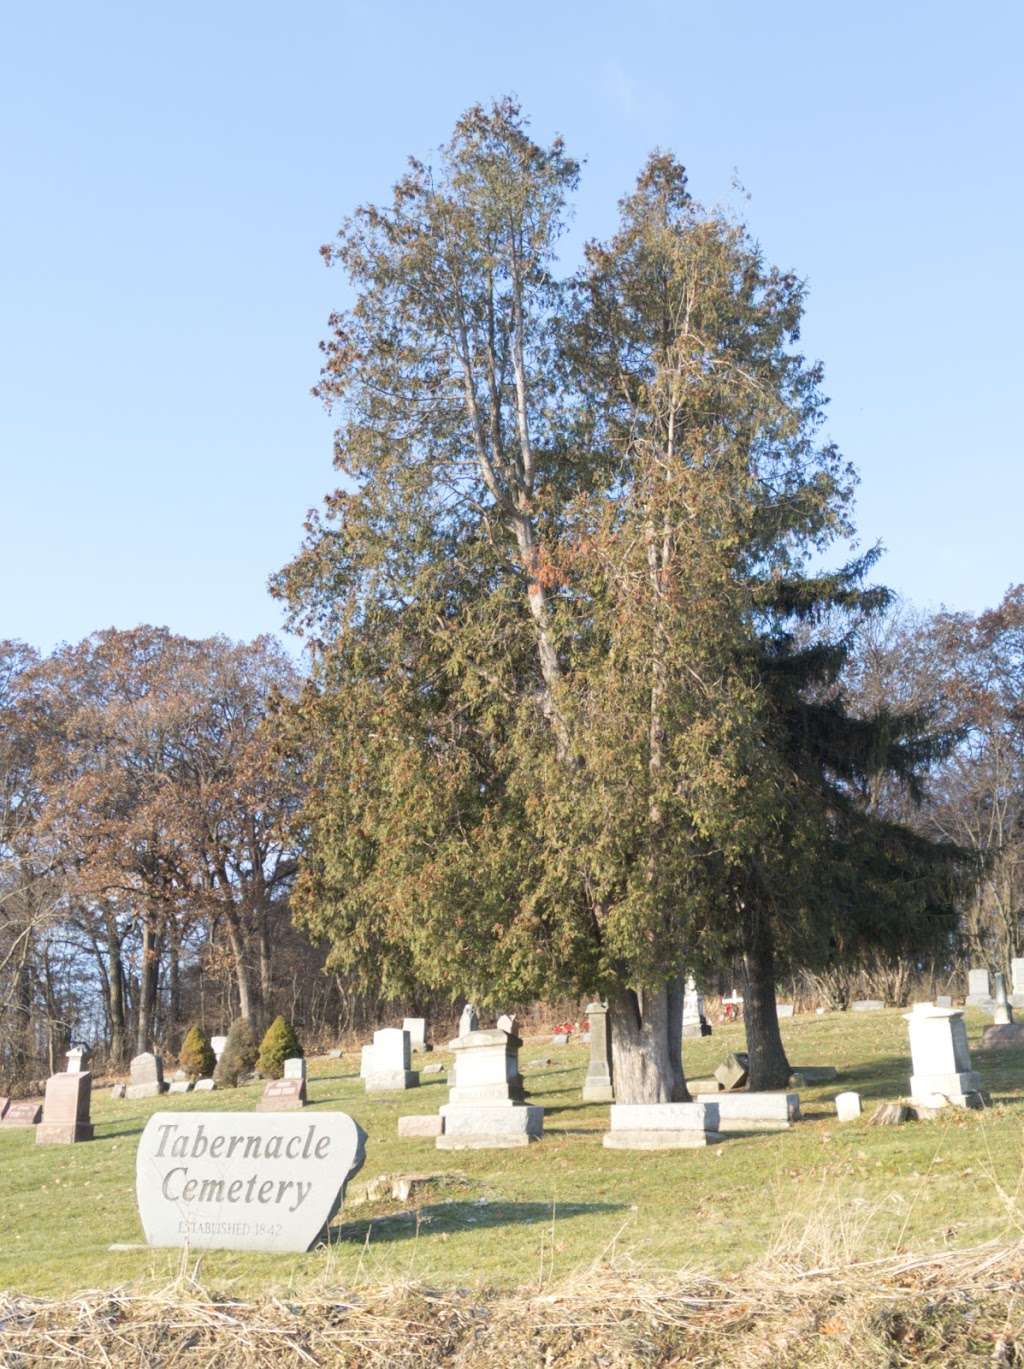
[136,1110,366,1252]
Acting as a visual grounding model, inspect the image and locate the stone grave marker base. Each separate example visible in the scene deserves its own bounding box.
[37,1122,94,1144]
[365,1070,419,1092]
[436,1103,543,1149]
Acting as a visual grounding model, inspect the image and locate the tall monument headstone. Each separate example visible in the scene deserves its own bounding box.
[363,1028,419,1092]
[582,1001,614,1102]
[906,1003,985,1110]
[37,1071,93,1144]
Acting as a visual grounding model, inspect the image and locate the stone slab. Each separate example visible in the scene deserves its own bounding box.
[694,1092,799,1123]
[686,1076,720,1094]
[713,1053,749,1091]
[284,1058,307,1081]
[610,1102,718,1132]
[852,1000,884,1012]
[168,1081,193,1094]
[136,1111,366,1252]
[602,1130,725,1149]
[439,1104,544,1138]
[194,1078,216,1091]
[776,1004,795,1019]
[789,1066,839,1085]
[397,1114,445,1138]
[365,1070,419,1093]
[982,1023,1024,1049]
[2,1101,41,1126]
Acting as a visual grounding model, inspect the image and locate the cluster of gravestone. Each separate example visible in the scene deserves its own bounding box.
[2,967,1015,1258]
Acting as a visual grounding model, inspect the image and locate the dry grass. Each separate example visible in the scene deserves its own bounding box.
[2,1237,1024,1367]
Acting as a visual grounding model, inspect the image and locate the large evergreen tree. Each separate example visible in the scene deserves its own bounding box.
[275,100,969,1101]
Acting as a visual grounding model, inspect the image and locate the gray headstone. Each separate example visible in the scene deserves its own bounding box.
[135,1111,365,1251]
[458,1004,479,1037]
[713,1053,749,1091]
[851,1000,884,1012]
[126,1052,166,1100]
[194,1078,216,1091]
[582,1000,614,1103]
[283,1057,307,1081]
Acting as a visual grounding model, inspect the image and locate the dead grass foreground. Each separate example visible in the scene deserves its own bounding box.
[3,1242,1024,1368]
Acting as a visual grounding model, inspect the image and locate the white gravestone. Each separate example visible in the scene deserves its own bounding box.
[364,1028,419,1092]
[168,1080,193,1094]
[603,1101,723,1149]
[966,968,992,1008]
[65,1047,87,1073]
[993,973,1014,1026]
[284,1057,307,1081]
[905,1004,985,1110]
[776,1004,795,1019]
[682,975,712,1038]
[437,1026,536,1148]
[403,1017,430,1052]
[458,1004,479,1037]
[1011,959,1024,1008]
[835,1091,861,1121]
[210,1035,228,1062]
[194,1078,216,1092]
[136,1111,365,1252]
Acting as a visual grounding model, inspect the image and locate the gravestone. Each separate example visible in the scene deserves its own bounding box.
[37,1071,93,1144]
[65,1046,88,1073]
[852,1000,884,1012]
[835,1091,862,1122]
[993,972,1014,1026]
[397,1114,445,1138]
[194,1078,216,1091]
[326,1049,343,1059]
[110,1082,126,1099]
[713,1052,749,1091]
[364,1028,419,1092]
[1012,958,1024,1008]
[982,1022,1024,1048]
[437,1025,537,1148]
[905,1003,985,1109]
[2,1100,41,1126]
[359,1044,372,1079]
[403,1017,430,1052]
[935,995,953,1009]
[776,1004,795,1019]
[603,1101,723,1149]
[496,1012,517,1035]
[682,976,711,1038]
[168,1080,193,1094]
[789,1065,839,1085]
[551,1031,570,1046]
[211,1035,228,1062]
[257,1077,306,1111]
[693,1091,800,1130]
[966,968,992,1008]
[582,1001,614,1102]
[127,1052,166,1100]
[284,1057,307,1082]
[458,1003,479,1037]
[135,1110,366,1252]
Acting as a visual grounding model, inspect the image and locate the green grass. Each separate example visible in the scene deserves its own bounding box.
[3,1008,1024,1297]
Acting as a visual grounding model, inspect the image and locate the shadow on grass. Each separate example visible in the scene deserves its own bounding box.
[331,1199,626,1245]
[790,1047,1024,1104]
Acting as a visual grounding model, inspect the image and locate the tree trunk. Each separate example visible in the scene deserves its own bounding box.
[136,916,162,1054]
[258,906,273,1016]
[609,982,691,1103]
[223,902,259,1026]
[741,909,791,1090]
[104,912,128,1066]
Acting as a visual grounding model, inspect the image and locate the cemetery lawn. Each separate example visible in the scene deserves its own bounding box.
[4,1009,1024,1300]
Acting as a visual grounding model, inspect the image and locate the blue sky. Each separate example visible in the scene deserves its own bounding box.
[2,2,1020,653]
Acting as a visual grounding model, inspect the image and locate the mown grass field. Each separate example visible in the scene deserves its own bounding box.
[3,1008,1024,1300]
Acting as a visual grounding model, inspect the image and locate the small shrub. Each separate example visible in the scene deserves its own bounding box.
[214,1017,258,1087]
[257,1015,303,1080]
[178,1025,215,1081]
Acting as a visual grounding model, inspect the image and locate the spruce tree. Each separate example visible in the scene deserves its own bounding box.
[178,1024,215,1081]
[257,1015,303,1079]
